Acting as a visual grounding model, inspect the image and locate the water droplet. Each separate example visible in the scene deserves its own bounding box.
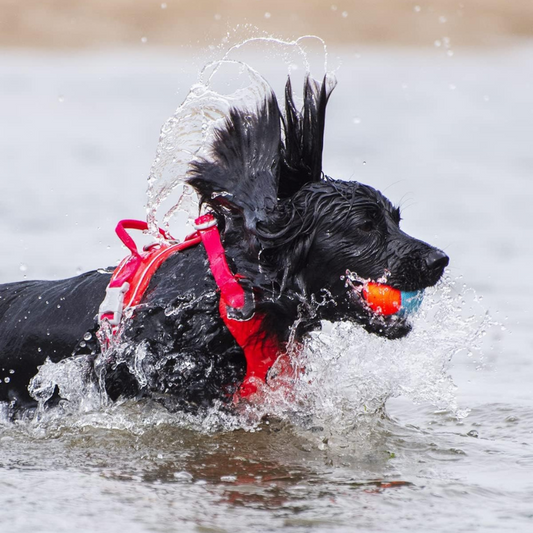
[141,36,148,44]
[174,471,193,481]
[331,5,338,11]
[4,377,10,384]
[57,304,61,309]
[9,369,15,374]
[341,11,348,18]
[439,16,447,23]
[84,332,92,341]
[214,13,221,20]
[161,2,167,8]
[362,161,367,166]
[483,95,490,102]
[414,5,421,12]
[353,117,361,124]
[467,429,479,438]
[19,263,27,272]
[79,341,86,348]
[447,50,454,57]
[58,95,65,103]
[449,84,456,90]
[264,12,271,19]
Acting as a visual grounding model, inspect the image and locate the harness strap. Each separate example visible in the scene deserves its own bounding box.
[193,214,245,310]
[99,220,200,327]
[219,301,280,397]
[194,214,281,397]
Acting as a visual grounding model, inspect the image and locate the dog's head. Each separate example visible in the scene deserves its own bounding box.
[188,77,448,339]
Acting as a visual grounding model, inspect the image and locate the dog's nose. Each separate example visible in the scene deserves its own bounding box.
[425,249,449,271]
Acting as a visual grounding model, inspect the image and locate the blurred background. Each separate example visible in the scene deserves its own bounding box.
[3,0,533,48]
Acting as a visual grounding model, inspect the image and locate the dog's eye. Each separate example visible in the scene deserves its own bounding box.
[359,220,375,232]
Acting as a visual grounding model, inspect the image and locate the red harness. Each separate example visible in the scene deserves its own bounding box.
[98,214,288,399]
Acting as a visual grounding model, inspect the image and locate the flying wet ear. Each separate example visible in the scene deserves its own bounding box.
[188,94,282,231]
[279,75,336,198]
[187,75,337,231]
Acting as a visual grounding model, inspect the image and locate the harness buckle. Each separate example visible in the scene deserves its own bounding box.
[194,213,217,231]
[224,284,256,321]
[98,282,130,326]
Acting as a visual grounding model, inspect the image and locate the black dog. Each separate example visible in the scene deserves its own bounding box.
[0,77,448,413]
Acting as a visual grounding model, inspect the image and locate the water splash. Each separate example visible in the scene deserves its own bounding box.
[145,36,334,239]
[240,275,489,434]
[18,270,489,439]
[28,354,105,418]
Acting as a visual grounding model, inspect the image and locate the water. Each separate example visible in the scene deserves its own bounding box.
[145,36,334,237]
[1,44,533,532]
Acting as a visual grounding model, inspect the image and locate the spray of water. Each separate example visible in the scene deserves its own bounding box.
[145,36,334,239]
[236,275,488,432]
[19,274,489,440]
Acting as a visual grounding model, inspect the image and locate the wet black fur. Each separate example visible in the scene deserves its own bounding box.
[0,76,448,413]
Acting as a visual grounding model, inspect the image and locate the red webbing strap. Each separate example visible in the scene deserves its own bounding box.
[99,220,201,329]
[219,301,280,397]
[124,238,201,308]
[195,213,281,398]
[113,220,201,309]
[194,214,245,309]
[115,219,174,258]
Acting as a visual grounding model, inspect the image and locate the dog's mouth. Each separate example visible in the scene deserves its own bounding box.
[343,271,425,339]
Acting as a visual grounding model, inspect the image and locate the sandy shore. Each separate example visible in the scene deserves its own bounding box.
[2,0,533,49]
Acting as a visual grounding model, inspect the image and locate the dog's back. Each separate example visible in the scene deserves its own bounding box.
[0,272,109,405]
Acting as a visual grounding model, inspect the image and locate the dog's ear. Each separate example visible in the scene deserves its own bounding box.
[188,95,281,231]
[279,75,335,198]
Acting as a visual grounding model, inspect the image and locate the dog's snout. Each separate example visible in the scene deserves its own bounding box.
[425,249,449,271]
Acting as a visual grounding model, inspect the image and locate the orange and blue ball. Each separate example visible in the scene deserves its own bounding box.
[362,282,423,316]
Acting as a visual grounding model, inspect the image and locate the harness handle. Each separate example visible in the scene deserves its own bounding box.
[115,220,173,257]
